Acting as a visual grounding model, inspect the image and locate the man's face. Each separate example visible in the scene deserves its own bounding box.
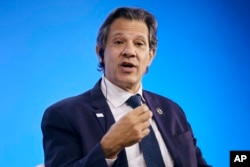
[98,18,155,93]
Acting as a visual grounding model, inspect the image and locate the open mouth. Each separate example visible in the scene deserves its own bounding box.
[120,62,136,72]
[121,62,135,68]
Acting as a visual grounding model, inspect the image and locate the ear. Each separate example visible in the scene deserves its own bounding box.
[96,45,102,63]
[148,48,156,66]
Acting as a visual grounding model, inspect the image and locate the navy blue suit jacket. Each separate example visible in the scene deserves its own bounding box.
[42,79,211,167]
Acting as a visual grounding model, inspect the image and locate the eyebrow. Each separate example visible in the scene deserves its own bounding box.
[110,32,147,41]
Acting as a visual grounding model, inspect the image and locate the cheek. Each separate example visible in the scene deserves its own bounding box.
[103,51,111,66]
[143,56,151,66]
[103,55,116,71]
[104,51,121,66]
[139,60,149,72]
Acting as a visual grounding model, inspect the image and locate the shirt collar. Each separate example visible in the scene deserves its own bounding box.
[101,76,143,108]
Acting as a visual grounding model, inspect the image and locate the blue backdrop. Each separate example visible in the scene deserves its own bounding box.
[0,0,249,166]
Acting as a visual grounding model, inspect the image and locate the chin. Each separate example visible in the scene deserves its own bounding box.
[120,77,139,86]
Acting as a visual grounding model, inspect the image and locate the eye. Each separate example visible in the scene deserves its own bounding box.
[114,40,124,45]
[135,42,144,47]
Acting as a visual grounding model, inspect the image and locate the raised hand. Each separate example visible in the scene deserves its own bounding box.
[100,104,152,159]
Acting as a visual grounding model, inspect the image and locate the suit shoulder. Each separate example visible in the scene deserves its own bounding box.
[43,89,93,116]
[143,90,178,105]
[41,89,94,127]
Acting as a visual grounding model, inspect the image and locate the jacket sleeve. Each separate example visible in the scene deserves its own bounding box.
[41,107,108,167]
[177,106,212,167]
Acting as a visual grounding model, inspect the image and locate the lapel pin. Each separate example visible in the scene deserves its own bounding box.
[96,113,104,118]
[156,107,163,115]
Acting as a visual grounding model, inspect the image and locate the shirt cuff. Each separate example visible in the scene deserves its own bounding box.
[105,158,117,167]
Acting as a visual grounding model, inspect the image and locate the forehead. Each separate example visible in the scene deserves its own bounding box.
[108,18,149,39]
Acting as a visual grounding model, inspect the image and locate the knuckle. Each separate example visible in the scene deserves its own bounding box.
[141,105,149,111]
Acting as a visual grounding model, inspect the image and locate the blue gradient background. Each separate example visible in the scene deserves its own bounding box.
[0,0,249,166]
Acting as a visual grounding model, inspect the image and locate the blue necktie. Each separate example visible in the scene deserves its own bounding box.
[126,94,165,167]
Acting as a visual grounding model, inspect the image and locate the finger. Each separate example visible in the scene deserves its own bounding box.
[140,119,151,130]
[137,109,152,123]
[130,104,149,116]
[141,127,150,138]
[129,106,152,122]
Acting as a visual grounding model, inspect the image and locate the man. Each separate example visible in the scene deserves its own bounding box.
[42,7,211,167]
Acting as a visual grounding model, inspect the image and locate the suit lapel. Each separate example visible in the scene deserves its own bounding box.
[143,91,180,165]
[90,79,116,133]
[90,80,128,167]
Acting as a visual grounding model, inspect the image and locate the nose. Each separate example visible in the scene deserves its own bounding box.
[121,43,136,57]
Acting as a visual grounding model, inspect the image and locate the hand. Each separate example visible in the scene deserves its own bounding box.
[101,104,152,159]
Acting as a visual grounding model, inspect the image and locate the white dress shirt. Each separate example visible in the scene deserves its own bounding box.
[101,76,174,167]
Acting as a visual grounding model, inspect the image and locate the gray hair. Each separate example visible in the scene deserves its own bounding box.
[96,7,158,71]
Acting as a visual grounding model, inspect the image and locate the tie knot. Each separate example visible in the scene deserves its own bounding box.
[126,94,142,108]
